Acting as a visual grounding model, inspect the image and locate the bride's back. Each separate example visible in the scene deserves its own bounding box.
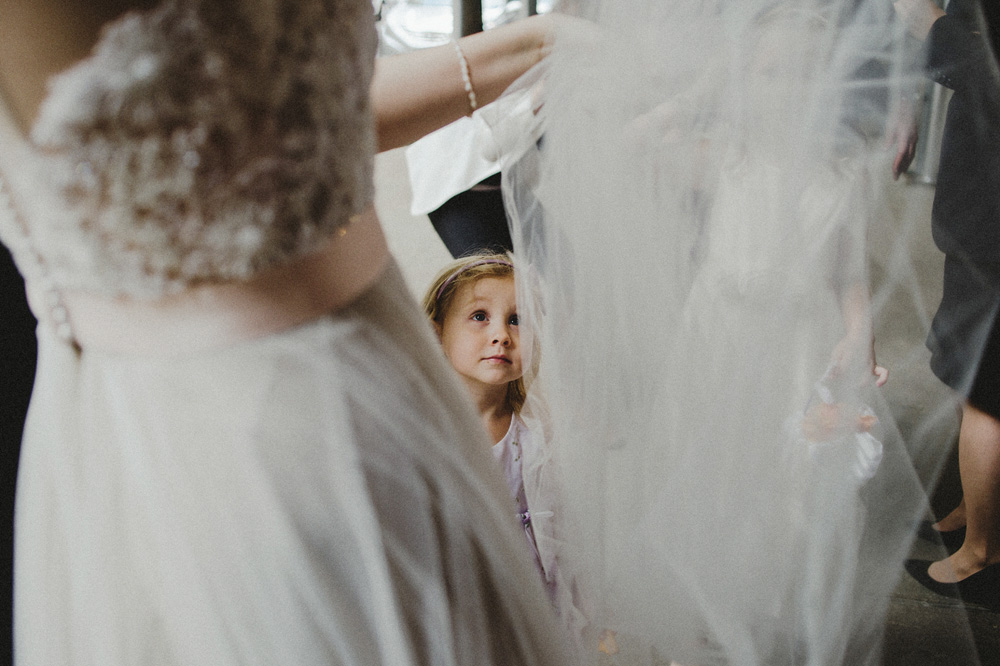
[0,0,379,301]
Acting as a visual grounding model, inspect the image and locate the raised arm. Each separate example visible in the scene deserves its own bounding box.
[371,14,554,152]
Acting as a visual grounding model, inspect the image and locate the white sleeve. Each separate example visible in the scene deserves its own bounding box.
[404,110,501,216]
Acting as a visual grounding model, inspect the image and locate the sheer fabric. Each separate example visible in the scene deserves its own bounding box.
[489,1,994,663]
[14,263,568,666]
[2,1,571,664]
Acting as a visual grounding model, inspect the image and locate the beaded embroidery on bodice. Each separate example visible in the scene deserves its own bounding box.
[0,0,376,299]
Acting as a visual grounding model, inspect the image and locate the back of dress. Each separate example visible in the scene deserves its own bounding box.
[0,0,376,299]
[1,2,569,665]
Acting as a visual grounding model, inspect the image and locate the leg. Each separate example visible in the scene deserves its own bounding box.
[928,403,1000,582]
[932,496,966,532]
[931,402,966,532]
[924,256,1000,579]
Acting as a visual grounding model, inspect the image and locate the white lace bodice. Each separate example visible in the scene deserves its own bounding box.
[0,0,376,298]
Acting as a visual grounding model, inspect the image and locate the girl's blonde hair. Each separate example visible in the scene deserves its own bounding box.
[423,252,526,413]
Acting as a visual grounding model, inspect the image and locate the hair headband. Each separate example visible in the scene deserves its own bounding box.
[435,259,513,302]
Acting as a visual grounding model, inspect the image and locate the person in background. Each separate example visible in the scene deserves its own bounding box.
[406,112,513,258]
[892,0,1000,603]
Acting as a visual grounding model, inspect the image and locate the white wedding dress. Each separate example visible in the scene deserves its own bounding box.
[0,1,568,664]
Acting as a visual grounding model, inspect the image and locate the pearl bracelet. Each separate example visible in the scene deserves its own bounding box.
[452,40,478,115]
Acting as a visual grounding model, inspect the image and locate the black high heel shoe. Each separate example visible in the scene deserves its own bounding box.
[905,559,1000,609]
[916,520,966,553]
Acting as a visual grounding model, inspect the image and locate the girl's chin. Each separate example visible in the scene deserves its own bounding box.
[472,372,521,385]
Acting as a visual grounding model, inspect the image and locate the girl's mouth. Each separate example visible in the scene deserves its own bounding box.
[484,356,512,364]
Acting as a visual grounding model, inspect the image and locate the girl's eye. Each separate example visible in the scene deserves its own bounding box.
[509,314,519,326]
[471,312,487,322]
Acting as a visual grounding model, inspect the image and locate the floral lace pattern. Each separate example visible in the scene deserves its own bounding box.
[17,0,376,297]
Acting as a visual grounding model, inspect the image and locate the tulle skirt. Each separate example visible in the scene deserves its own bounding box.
[14,261,567,665]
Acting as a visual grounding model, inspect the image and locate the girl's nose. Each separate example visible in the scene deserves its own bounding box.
[492,328,511,346]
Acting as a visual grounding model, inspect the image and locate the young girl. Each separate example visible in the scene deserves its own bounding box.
[423,253,557,602]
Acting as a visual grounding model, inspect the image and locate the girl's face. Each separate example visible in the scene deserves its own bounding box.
[437,276,522,391]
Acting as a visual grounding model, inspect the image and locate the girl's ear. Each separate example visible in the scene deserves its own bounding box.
[432,319,443,339]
